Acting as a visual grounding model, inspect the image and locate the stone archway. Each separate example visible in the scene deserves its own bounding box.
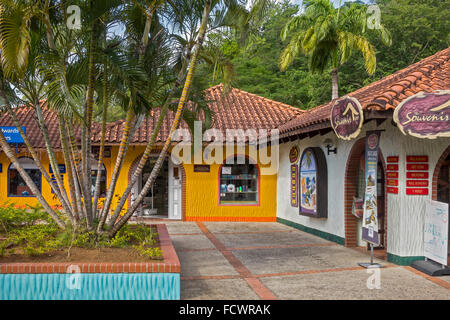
[432,146,450,202]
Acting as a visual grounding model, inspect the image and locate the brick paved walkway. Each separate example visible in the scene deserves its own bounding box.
[157,221,450,300]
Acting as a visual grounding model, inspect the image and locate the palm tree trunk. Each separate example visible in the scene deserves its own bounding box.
[109,0,212,238]
[58,116,80,222]
[331,67,339,100]
[0,130,66,229]
[34,102,73,215]
[92,65,109,220]
[67,121,86,218]
[82,18,100,229]
[97,108,137,231]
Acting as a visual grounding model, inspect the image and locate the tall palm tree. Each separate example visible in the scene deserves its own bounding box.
[279,0,392,100]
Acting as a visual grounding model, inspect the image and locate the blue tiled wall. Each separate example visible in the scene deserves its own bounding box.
[0,273,180,300]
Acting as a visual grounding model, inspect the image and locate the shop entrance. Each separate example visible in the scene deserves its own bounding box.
[130,156,183,220]
[344,138,387,250]
[435,149,449,264]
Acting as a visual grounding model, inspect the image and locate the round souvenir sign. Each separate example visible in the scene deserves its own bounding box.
[330,96,364,140]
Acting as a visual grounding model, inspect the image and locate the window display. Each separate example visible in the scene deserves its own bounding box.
[219,156,258,205]
[8,157,41,197]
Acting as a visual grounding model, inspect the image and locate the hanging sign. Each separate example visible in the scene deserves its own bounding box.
[407,172,428,179]
[330,96,364,140]
[386,155,399,194]
[407,156,428,162]
[424,200,449,266]
[289,146,299,164]
[393,90,450,139]
[362,131,381,246]
[387,187,398,194]
[407,163,429,171]
[291,165,298,207]
[406,188,429,195]
[0,126,26,143]
[406,180,429,187]
[387,164,398,171]
[387,156,399,163]
[387,179,399,187]
[386,172,399,179]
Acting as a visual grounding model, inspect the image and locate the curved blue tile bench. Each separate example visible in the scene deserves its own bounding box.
[0,224,180,300]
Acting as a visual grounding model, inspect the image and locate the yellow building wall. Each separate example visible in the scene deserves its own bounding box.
[0,144,277,222]
[0,150,112,210]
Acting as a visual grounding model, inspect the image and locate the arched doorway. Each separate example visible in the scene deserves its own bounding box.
[433,146,450,264]
[344,138,387,249]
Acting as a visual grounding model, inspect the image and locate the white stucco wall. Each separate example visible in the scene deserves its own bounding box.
[277,120,449,258]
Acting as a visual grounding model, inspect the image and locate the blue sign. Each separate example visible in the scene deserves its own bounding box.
[0,126,26,143]
[49,164,66,174]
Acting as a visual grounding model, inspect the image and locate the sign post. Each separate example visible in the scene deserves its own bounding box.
[358,131,383,269]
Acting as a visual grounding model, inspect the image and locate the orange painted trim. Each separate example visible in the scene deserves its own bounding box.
[186,216,276,222]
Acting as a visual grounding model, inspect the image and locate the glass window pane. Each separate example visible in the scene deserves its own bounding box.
[219,157,258,205]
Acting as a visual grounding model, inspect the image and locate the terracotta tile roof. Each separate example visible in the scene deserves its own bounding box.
[0,104,91,149]
[98,84,303,144]
[0,85,302,148]
[279,47,450,138]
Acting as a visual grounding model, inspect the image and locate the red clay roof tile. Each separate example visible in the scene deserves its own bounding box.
[280,47,450,137]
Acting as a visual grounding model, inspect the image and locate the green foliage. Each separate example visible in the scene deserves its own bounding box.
[0,205,162,259]
[133,243,163,259]
[0,202,52,233]
[197,0,449,109]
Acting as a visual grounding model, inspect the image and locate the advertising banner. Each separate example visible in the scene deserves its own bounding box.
[362,131,381,246]
[424,200,449,266]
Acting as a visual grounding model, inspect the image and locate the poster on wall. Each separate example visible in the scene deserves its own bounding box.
[300,150,317,215]
[424,200,449,266]
[362,131,381,246]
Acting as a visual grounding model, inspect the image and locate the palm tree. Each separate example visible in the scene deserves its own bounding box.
[0,0,271,238]
[279,0,392,100]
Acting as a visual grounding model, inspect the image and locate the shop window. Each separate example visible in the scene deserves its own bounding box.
[90,163,107,197]
[219,156,258,205]
[8,157,41,197]
[299,147,327,218]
